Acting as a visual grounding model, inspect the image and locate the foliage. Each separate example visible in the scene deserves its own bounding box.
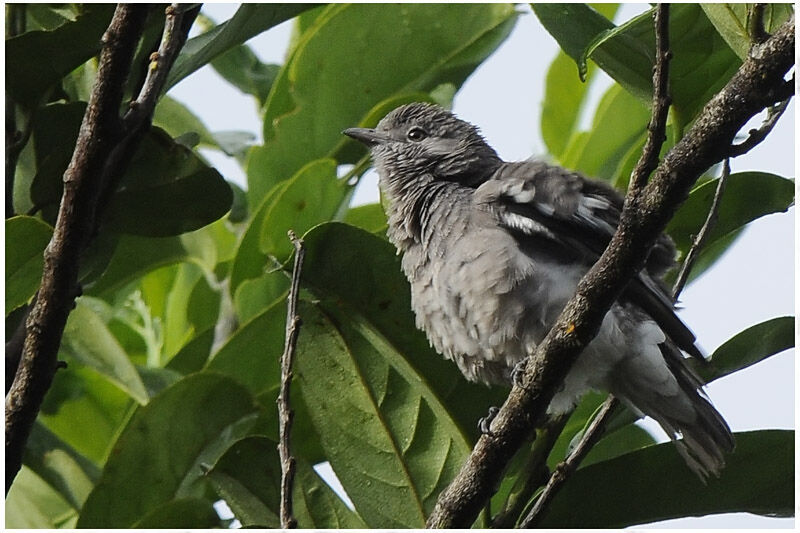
[5,3,794,528]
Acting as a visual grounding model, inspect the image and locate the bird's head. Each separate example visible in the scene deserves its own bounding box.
[344,103,501,187]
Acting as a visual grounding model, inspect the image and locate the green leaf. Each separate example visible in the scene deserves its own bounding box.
[541,51,593,159]
[104,128,233,236]
[234,272,288,324]
[560,84,650,181]
[694,316,795,383]
[667,172,794,260]
[26,4,80,31]
[166,4,314,91]
[5,466,78,528]
[132,498,221,528]
[701,4,794,60]
[5,216,53,315]
[344,203,388,235]
[209,36,280,106]
[533,4,742,126]
[294,301,472,528]
[23,421,101,511]
[208,436,367,528]
[259,158,347,262]
[167,326,215,374]
[247,3,518,203]
[153,95,217,147]
[537,430,794,527]
[61,298,150,404]
[5,4,115,108]
[39,363,133,464]
[77,372,261,528]
[301,223,509,441]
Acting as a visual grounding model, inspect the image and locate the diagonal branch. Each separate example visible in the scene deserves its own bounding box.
[5,3,200,493]
[426,13,794,529]
[278,231,305,529]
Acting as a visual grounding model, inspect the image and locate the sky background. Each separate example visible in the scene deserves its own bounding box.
[170,4,795,529]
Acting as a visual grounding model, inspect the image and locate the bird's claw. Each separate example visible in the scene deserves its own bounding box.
[511,359,528,388]
[478,406,500,435]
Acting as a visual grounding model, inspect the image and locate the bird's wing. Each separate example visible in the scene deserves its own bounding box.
[474,161,704,360]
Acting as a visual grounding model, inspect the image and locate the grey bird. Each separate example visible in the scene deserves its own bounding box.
[343,102,734,480]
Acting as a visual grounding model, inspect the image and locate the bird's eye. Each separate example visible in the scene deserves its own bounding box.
[407,127,427,142]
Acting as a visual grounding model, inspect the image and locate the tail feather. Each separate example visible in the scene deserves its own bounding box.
[614,342,734,482]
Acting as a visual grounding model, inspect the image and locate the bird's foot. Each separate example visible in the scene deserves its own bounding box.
[478,406,500,435]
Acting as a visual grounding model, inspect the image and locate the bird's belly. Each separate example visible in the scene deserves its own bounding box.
[405,239,658,414]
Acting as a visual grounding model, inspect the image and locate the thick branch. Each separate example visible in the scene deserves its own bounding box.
[426,14,794,528]
[5,3,199,492]
[278,231,305,529]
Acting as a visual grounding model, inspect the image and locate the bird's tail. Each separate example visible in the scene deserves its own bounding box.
[614,342,734,482]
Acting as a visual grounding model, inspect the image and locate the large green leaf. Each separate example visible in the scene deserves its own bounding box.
[258,158,347,262]
[301,223,508,441]
[77,372,260,528]
[533,4,742,126]
[701,4,794,60]
[39,363,133,464]
[207,436,367,528]
[247,3,518,203]
[22,421,101,512]
[132,498,221,528]
[537,430,794,527]
[152,95,217,148]
[5,4,115,108]
[5,216,53,315]
[166,4,314,91]
[5,466,78,528]
[294,301,472,528]
[560,83,650,181]
[666,172,794,260]
[61,298,149,404]
[695,316,795,383]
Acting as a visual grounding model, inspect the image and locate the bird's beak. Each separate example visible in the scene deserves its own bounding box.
[343,127,390,147]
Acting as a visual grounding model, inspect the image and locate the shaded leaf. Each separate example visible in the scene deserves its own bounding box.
[5,4,115,108]
[77,372,260,528]
[5,466,77,528]
[208,436,366,528]
[344,203,388,235]
[132,498,221,528]
[209,35,280,105]
[153,95,217,147]
[23,421,101,511]
[295,301,472,528]
[166,4,314,90]
[538,430,794,527]
[5,216,53,315]
[61,298,150,404]
[167,326,215,374]
[248,3,518,203]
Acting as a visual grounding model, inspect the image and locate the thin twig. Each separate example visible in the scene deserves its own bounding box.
[628,4,672,195]
[505,5,673,526]
[749,4,768,44]
[727,98,791,157]
[426,11,794,530]
[278,231,305,529]
[519,397,620,528]
[672,159,731,298]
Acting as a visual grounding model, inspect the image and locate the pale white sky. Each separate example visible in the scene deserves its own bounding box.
[172,4,795,529]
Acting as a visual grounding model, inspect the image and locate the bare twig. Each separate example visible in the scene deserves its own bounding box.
[278,231,305,529]
[426,14,794,529]
[749,4,768,44]
[728,97,791,157]
[628,4,672,195]
[672,159,731,298]
[5,3,200,492]
[520,397,620,527]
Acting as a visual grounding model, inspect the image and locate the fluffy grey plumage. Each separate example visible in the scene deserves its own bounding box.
[343,102,734,480]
